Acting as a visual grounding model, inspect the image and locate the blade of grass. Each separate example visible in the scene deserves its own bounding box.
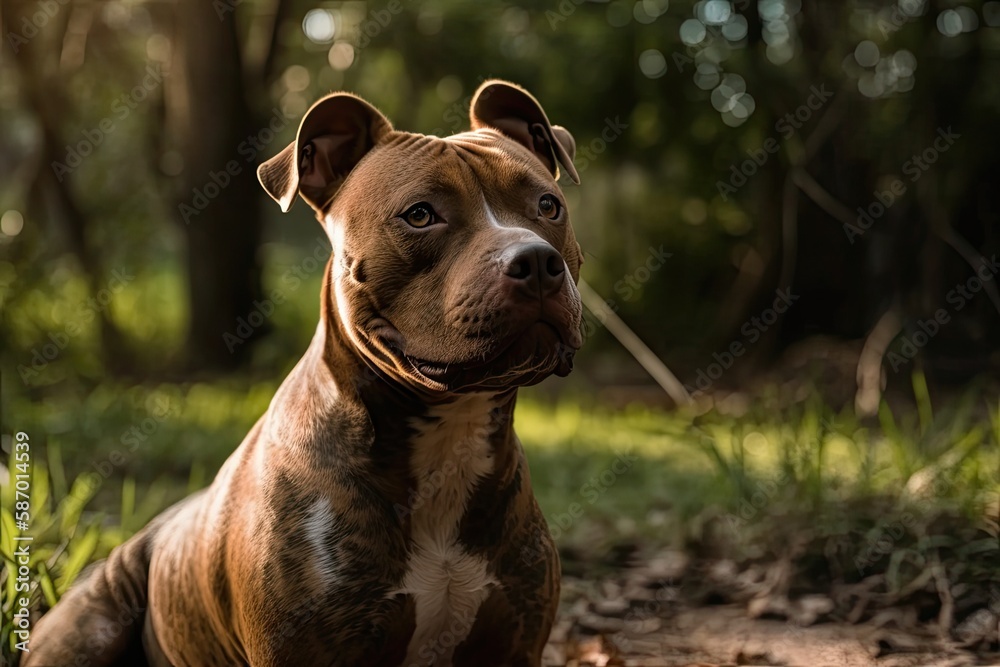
[58,475,99,536]
[121,477,135,533]
[911,370,933,436]
[56,523,101,593]
[46,444,67,502]
[36,562,58,608]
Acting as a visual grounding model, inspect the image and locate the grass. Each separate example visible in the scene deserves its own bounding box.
[3,257,998,661]
[3,379,998,660]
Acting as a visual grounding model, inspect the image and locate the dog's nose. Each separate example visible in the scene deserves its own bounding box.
[501,242,565,297]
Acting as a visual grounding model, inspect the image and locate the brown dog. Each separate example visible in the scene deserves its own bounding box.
[24,80,583,666]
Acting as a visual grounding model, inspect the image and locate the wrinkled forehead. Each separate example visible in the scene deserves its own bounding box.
[332,130,557,213]
[443,129,557,188]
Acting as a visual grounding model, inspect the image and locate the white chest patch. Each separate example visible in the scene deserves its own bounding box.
[393,393,501,665]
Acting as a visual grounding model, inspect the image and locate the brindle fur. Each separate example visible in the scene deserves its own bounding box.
[25,80,581,667]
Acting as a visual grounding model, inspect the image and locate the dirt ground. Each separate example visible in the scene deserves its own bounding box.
[544,550,1000,667]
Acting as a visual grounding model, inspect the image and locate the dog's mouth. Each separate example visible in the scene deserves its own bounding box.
[364,317,577,391]
[403,351,452,380]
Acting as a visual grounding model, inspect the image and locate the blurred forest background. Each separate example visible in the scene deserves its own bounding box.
[4,0,1000,403]
[1,0,1000,663]
[3,0,1000,399]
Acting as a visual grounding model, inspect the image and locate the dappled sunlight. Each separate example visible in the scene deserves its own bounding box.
[3,0,999,664]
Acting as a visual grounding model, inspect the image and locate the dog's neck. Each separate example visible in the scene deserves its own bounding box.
[265,260,519,473]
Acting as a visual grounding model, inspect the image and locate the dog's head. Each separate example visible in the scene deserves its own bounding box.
[258,80,583,394]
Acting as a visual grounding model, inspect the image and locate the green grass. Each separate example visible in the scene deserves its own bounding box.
[3,255,998,661]
[3,380,998,659]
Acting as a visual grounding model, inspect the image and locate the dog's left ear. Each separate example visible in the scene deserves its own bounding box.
[258,93,393,212]
[469,80,580,185]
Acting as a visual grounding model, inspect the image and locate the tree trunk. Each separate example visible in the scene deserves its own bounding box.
[168,0,268,371]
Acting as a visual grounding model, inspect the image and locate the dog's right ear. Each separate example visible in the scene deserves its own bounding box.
[470,80,580,185]
[258,94,393,212]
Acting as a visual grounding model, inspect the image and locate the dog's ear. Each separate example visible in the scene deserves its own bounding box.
[258,94,393,212]
[469,80,580,185]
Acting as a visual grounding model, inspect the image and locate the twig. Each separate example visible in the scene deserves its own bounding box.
[937,225,1000,317]
[775,85,850,319]
[855,307,902,417]
[930,550,954,637]
[801,87,849,162]
[58,1,95,73]
[777,175,799,306]
[577,280,693,407]
[791,168,863,235]
[916,170,1000,316]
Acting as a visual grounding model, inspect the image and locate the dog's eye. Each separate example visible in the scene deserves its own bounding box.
[401,203,437,228]
[538,195,561,220]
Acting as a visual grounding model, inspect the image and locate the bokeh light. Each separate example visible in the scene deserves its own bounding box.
[436,75,462,103]
[633,1,658,24]
[899,0,927,17]
[1,210,24,237]
[710,73,745,113]
[699,0,731,26]
[641,0,669,18]
[854,41,880,68]
[282,65,310,92]
[891,50,917,78]
[694,63,721,90]
[936,9,963,36]
[759,0,788,21]
[303,9,337,44]
[680,18,707,46]
[327,41,355,70]
[607,1,632,28]
[722,14,748,41]
[858,72,884,98]
[766,42,794,65]
[986,2,1000,27]
[762,20,790,45]
[145,34,170,62]
[956,6,979,32]
[639,49,668,79]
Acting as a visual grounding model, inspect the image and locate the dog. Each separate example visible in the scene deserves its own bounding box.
[24,79,583,667]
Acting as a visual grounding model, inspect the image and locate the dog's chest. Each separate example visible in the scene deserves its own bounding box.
[392,393,502,664]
